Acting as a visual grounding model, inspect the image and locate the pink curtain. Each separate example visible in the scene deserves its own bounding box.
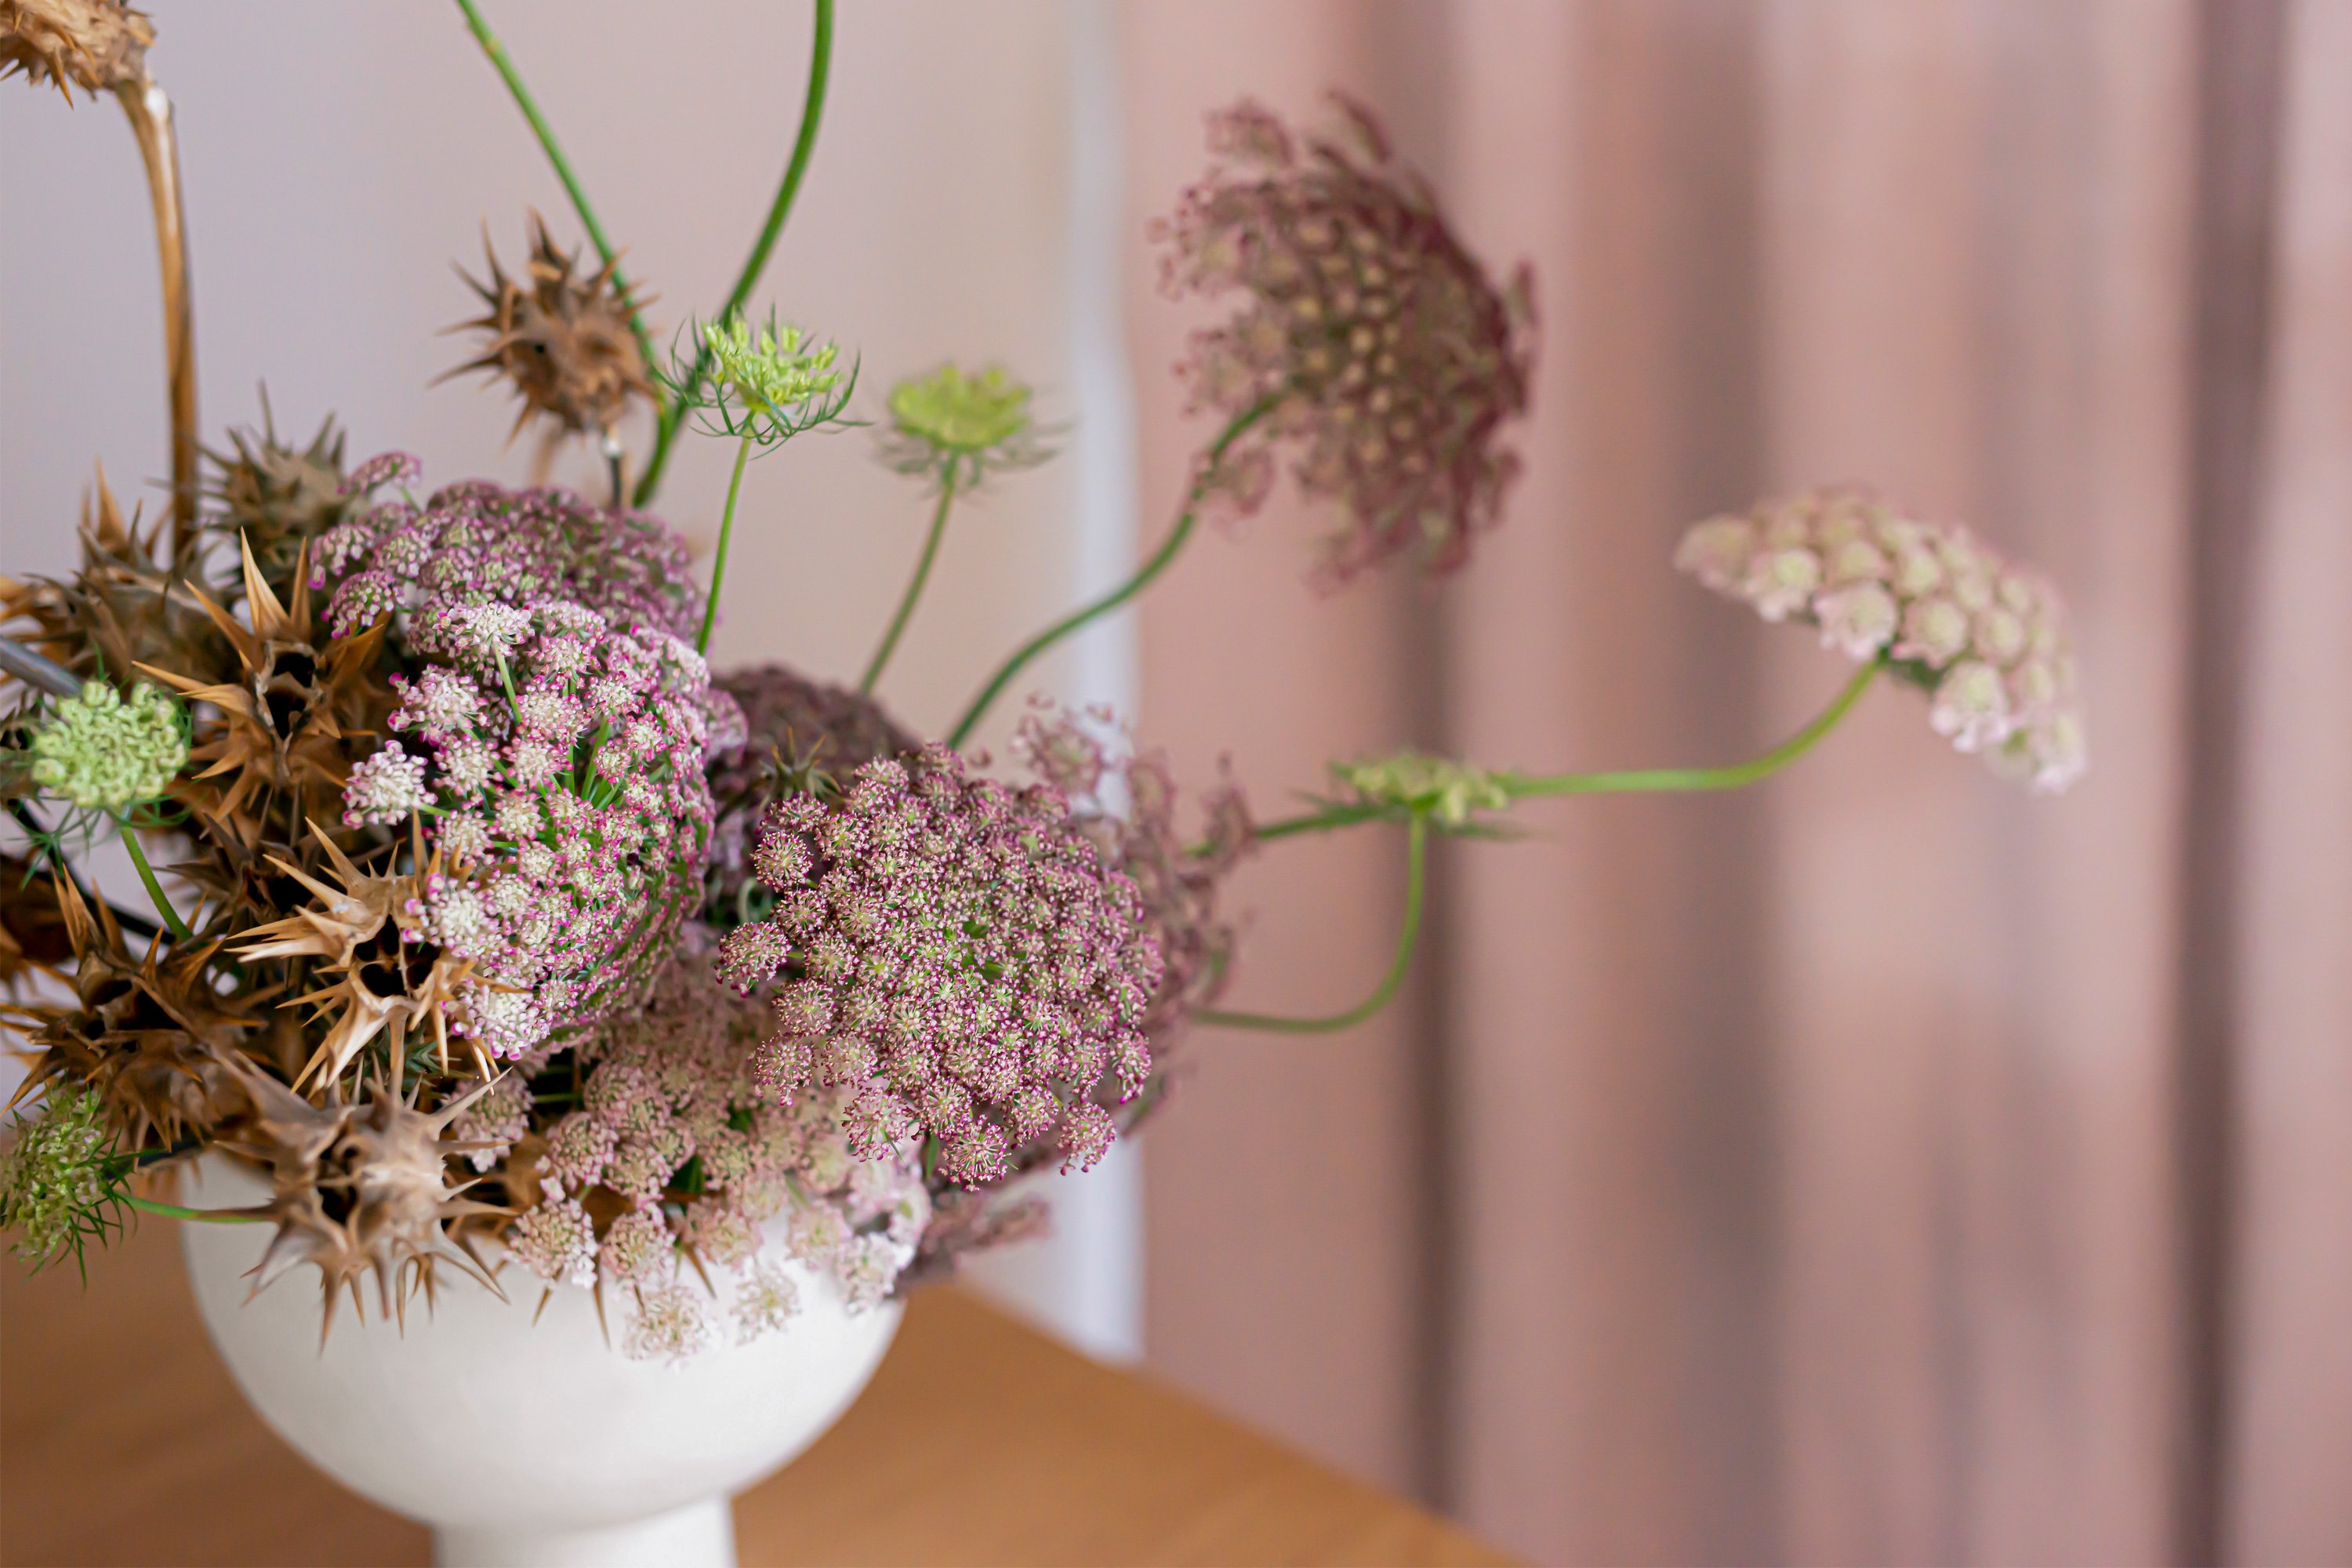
[1123,2,2352,1563]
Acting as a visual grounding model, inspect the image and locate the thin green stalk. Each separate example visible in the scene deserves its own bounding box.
[861,469,959,694]
[122,1194,262,1225]
[1215,659,1886,856]
[635,0,836,508]
[947,397,1277,748]
[1227,800,1399,850]
[698,435,756,655]
[1197,811,1429,1035]
[453,0,661,390]
[1502,655,1882,798]
[119,823,191,940]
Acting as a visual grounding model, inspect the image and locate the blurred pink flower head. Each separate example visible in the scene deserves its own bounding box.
[1676,488,2087,793]
[1152,93,1537,589]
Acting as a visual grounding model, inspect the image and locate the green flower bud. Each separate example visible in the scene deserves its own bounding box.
[693,313,847,444]
[1332,750,1509,829]
[29,680,187,811]
[887,364,1032,457]
[0,1086,122,1271]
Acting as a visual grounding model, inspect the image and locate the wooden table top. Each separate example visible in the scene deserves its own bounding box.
[0,1216,1507,1566]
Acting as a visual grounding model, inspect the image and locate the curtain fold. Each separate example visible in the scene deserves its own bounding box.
[1127,3,2348,1562]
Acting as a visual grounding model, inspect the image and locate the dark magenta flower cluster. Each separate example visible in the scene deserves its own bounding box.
[715,745,1164,1187]
[1152,96,1537,586]
[314,467,696,645]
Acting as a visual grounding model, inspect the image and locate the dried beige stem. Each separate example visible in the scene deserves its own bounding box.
[111,73,196,550]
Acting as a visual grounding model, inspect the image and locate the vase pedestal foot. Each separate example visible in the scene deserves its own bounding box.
[434,1497,736,1567]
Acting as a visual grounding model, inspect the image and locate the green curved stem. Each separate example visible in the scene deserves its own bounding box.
[1214,658,1886,857]
[1501,655,1883,798]
[1233,800,1400,848]
[1197,811,1428,1035]
[861,470,959,694]
[634,0,835,508]
[698,436,756,655]
[122,1194,262,1225]
[119,822,191,941]
[947,397,1277,748]
[453,0,662,393]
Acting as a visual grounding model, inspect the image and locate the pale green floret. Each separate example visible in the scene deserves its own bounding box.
[0,1087,121,1272]
[1333,751,1510,829]
[887,364,1032,456]
[29,681,187,811]
[702,315,843,423]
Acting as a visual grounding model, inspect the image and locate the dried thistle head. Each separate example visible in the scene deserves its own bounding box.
[203,407,353,594]
[226,1062,502,1333]
[14,874,257,1152]
[136,535,393,847]
[446,215,653,446]
[1152,93,1537,587]
[2,467,224,691]
[231,826,474,1089]
[0,0,151,101]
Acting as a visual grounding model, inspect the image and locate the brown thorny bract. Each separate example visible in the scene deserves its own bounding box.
[445,213,655,452]
[202,410,358,591]
[0,0,149,101]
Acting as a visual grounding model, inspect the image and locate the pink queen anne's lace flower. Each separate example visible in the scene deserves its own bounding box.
[353,596,716,1060]
[1152,94,1537,587]
[1675,487,2087,792]
[717,746,1165,1188]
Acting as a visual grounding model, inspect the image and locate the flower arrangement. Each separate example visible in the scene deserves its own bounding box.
[0,0,2084,1367]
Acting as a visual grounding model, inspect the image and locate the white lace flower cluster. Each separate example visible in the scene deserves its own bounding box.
[1677,488,2086,793]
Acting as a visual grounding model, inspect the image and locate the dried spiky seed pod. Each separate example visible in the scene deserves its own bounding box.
[225,1062,503,1334]
[136,535,393,848]
[12,875,258,1152]
[445,214,653,446]
[232,826,477,1087]
[1,467,223,692]
[202,407,353,593]
[0,0,151,101]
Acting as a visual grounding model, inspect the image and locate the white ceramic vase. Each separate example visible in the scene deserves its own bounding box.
[180,1157,902,1568]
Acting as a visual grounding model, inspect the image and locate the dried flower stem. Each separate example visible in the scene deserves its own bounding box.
[697,435,755,655]
[118,822,190,940]
[948,395,1279,748]
[635,0,835,507]
[452,0,660,394]
[1197,810,1428,1034]
[860,466,958,694]
[1501,655,1882,799]
[0,633,79,698]
[109,78,198,548]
